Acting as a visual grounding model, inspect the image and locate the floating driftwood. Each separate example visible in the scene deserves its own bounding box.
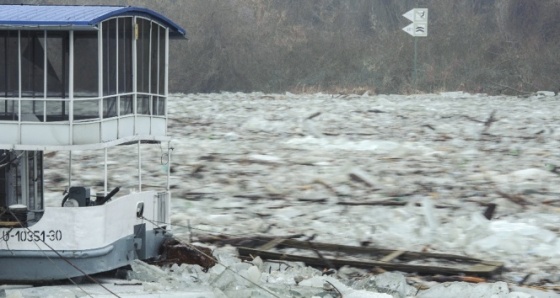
[157,238,216,270]
[203,236,503,277]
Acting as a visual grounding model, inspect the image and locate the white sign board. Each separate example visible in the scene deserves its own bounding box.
[402,8,428,37]
[403,8,428,22]
[402,22,428,37]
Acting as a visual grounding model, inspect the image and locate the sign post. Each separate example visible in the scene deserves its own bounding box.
[402,8,428,86]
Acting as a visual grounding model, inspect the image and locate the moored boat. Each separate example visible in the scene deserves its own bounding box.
[0,4,186,282]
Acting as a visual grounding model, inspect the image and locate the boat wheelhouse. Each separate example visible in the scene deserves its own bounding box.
[0,5,186,282]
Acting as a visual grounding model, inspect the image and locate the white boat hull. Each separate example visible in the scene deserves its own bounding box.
[0,191,171,282]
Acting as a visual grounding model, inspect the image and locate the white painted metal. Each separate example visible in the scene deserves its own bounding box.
[101,119,118,141]
[0,18,170,149]
[21,123,70,145]
[17,31,21,144]
[118,116,135,137]
[32,152,39,210]
[164,27,169,137]
[414,23,428,37]
[69,30,74,145]
[402,23,416,36]
[138,140,142,192]
[148,21,153,115]
[402,22,428,37]
[151,117,166,136]
[4,119,155,148]
[154,25,160,125]
[402,8,429,37]
[98,22,104,140]
[73,122,101,144]
[156,25,160,99]
[403,8,428,22]
[415,8,428,22]
[166,141,171,191]
[22,152,29,206]
[0,191,167,251]
[403,9,415,22]
[0,8,181,283]
[148,21,153,135]
[43,30,47,122]
[0,123,18,144]
[104,147,108,194]
[116,19,120,138]
[6,115,167,147]
[136,116,151,135]
[1,134,171,151]
[132,17,138,136]
[0,16,174,205]
[69,151,72,188]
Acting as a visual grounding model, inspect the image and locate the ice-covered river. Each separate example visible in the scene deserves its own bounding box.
[11,92,560,297]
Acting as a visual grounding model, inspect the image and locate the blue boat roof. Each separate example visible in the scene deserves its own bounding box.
[0,5,186,37]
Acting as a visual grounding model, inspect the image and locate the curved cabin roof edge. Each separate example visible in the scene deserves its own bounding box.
[0,4,187,37]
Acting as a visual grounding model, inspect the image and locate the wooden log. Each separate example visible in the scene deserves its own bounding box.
[237,247,502,276]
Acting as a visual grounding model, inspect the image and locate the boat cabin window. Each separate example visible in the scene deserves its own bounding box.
[0,31,18,98]
[137,18,167,116]
[0,17,168,123]
[119,18,134,116]
[74,31,99,98]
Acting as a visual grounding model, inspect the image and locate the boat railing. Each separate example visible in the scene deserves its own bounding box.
[0,92,168,147]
